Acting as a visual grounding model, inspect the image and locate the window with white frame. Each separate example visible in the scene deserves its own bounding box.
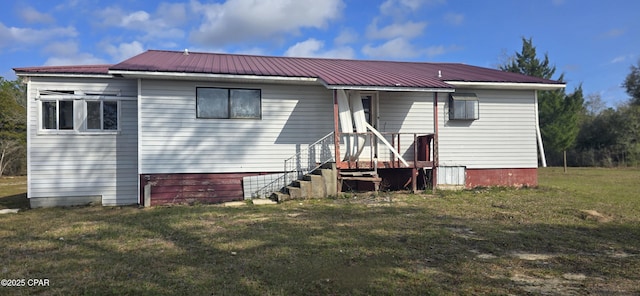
[86,101,118,130]
[449,93,479,120]
[39,90,121,133]
[41,100,74,130]
[196,87,261,119]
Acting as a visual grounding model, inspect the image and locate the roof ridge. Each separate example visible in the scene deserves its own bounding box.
[142,49,453,65]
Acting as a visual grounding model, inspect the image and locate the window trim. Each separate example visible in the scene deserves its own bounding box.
[40,99,76,132]
[85,100,120,131]
[37,90,123,135]
[449,93,479,120]
[196,87,262,119]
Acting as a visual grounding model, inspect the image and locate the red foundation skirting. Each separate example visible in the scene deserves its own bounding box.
[140,173,263,206]
[465,168,537,188]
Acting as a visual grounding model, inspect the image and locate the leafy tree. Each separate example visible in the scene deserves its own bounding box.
[0,77,27,176]
[584,93,606,116]
[499,37,584,167]
[623,59,640,105]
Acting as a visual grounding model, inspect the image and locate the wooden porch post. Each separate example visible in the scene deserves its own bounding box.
[333,89,341,193]
[432,92,439,194]
[412,134,418,193]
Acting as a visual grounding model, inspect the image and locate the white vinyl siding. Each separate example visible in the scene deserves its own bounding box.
[27,77,138,206]
[139,80,334,174]
[438,89,538,169]
[378,91,434,162]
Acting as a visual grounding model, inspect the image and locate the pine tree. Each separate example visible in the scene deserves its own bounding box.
[500,37,584,169]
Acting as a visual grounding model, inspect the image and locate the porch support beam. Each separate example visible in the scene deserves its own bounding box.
[432,92,439,193]
[333,89,342,193]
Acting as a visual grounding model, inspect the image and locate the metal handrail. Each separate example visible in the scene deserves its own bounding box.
[253,132,335,198]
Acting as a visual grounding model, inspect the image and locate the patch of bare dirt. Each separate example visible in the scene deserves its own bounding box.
[579,210,612,223]
[510,272,587,295]
[511,252,557,261]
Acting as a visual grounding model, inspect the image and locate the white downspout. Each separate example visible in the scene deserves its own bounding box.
[534,91,547,167]
[24,77,32,200]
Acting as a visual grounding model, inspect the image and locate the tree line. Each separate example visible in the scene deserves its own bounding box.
[0,77,26,177]
[501,38,640,168]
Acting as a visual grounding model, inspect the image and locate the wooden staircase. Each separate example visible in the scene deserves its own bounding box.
[338,170,382,192]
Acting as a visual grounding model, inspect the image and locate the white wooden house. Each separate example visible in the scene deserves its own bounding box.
[14,50,564,207]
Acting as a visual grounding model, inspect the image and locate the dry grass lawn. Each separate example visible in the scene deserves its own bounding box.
[0,167,639,295]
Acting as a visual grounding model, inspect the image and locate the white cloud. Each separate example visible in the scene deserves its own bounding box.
[96,5,186,41]
[121,11,151,27]
[334,29,358,45]
[19,6,55,24]
[189,0,344,46]
[379,0,444,16]
[234,47,268,56]
[362,38,455,59]
[552,0,566,6]
[156,2,188,26]
[366,19,427,40]
[444,13,464,26]
[425,45,447,57]
[43,41,106,66]
[285,38,354,59]
[362,38,422,59]
[105,41,145,62]
[43,41,79,56]
[610,54,634,64]
[0,23,77,50]
[45,54,107,66]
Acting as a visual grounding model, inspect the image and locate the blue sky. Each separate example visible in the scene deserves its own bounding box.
[1,0,638,106]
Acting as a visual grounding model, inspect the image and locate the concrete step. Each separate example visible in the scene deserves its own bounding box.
[223,201,246,207]
[251,199,278,205]
[271,191,290,202]
[304,174,325,198]
[296,180,312,198]
[286,186,304,199]
[320,168,337,197]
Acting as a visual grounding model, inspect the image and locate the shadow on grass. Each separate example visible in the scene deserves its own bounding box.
[1,201,638,295]
[0,193,28,209]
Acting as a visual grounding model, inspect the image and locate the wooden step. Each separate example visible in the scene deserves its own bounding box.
[340,171,377,177]
[339,176,382,182]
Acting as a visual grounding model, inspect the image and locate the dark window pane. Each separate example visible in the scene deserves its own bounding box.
[361,96,372,124]
[42,101,57,129]
[230,89,260,118]
[453,100,466,119]
[59,100,74,130]
[87,101,101,129]
[465,101,476,119]
[197,88,228,118]
[103,101,118,130]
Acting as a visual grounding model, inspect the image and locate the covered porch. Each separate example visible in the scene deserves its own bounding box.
[329,88,443,193]
[248,87,452,200]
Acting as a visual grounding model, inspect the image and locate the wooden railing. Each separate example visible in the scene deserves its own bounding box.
[338,132,434,169]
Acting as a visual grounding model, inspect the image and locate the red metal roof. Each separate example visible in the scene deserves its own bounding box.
[13,65,111,75]
[15,50,564,89]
